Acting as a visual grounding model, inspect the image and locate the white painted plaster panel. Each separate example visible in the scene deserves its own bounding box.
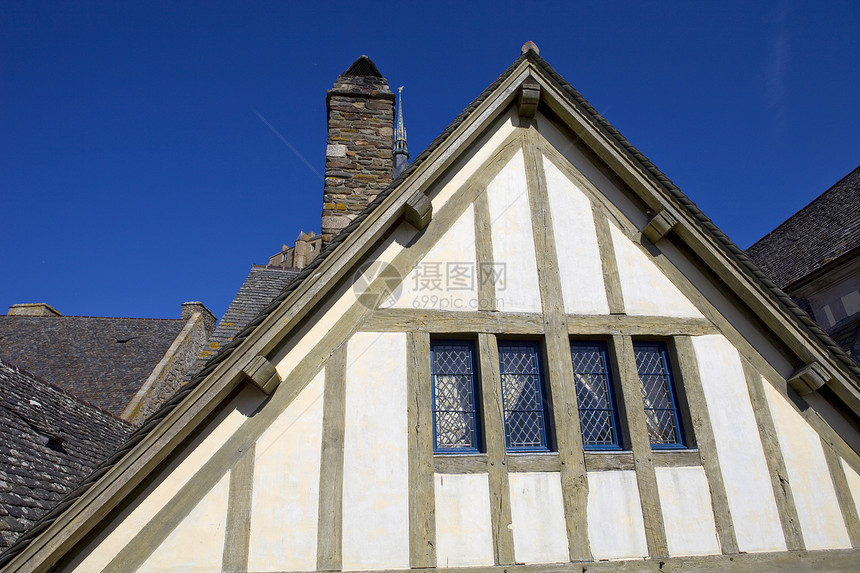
[272,222,414,381]
[609,223,703,318]
[542,154,610,315]
[841,459,860,517]
[342,332,409,570]
[434,473,494,567]
[429,108,519,212]
[586,470,648,560]
[486,149,542,313]
[69,388,264,572]
[534,111,648,230]
[655,466,721,556]
[508,472,569,564]
[248,371,325,571]
[764,381,851,549]
[392,204,480,311]
[137,473,230,573]
[691,335,785,552]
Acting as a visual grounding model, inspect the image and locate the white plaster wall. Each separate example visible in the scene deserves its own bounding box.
[841,459,860,517]
[764,381,851,549]
[586,470,648,560]
[486,149,542,313]
[610,223,703,318]
[69,387,265,572]
[434,473,494,567]
[508,471,569,564]
[691,335,785,552]
[392,205,480,311]
[655,466,720,556]
[248,371,325,571]
[342,332,409,570]
[430,108,519,212]
[137,473,230,573]
[534,111,648,230]
[542,154,610,315]
[271,222,414,381]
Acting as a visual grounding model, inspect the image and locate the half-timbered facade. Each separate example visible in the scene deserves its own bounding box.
[3,43,860,573]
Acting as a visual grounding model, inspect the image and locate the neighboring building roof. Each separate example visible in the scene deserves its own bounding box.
[0,359,131,551]
[831,315,860,364]
[197,265,301,365]
[0,316,187,417]
[5,47,860,569]
[746,165,860,290]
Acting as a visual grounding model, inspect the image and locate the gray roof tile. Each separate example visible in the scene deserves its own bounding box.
[0,360,130,550]
[747,165,860,289]
[0,317,187,417]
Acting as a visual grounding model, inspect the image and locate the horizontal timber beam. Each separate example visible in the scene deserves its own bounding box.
[361,309,717,337]
[264,547,860,573]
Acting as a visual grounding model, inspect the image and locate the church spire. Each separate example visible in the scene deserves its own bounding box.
[393,86,409,180]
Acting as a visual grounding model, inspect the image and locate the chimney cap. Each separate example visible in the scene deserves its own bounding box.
[8,303,61,317]
[521,41,540,56]
[342,55,383,78]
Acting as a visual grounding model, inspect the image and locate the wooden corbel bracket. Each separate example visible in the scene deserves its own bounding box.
[643,209,679,243]
[404,190,433,230]
[787,361,830,396]
[518,79,541,119]
[242,355,282,395]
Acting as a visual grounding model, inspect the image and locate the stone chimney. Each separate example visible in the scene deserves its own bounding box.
[8,303,61,317]
[322,56,395,241]
[181,301,216,336]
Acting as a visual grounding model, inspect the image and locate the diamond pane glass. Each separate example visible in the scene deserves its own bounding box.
[499,343,548,450]
[634,343,684,447]
[571,343,620,448]
[432,342,479,451]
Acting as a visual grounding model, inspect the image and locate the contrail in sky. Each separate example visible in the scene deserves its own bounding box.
[251,107,324,180]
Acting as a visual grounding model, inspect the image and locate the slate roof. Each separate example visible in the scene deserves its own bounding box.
[0,359,131,551]
[0,316,187,417]
[746,165,860,290]
[4,48,860,568]
[195,265,301,367]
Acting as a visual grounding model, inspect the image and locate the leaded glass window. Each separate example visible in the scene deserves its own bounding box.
[431,341,480,453]
[571,342,622,450]
[498,342,550,451]
[634,342,685,448]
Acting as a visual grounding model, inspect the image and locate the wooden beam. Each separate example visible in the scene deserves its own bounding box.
[222,446,255,572]
[610,335,669,558]
[672,336,738,554]
[742,359,805,551]
[317,345,347,571]
[822,437,860,548]
[522,125,591,562]
[408,331,436,568]
[593,210,626,315]
[477,333,515,566]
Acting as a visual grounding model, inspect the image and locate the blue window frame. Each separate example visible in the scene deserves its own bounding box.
[431,340,481,453]
[633,342,686,449]
[497,341,550,452]
[571,342,622,450]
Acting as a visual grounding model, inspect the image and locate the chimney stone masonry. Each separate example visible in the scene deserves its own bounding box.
[322,56,395,241]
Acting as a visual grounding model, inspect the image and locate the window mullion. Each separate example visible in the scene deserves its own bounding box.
[608,334,669,558]
[476,333,515,565]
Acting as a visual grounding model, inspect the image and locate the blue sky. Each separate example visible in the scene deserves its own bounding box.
[2,1,858,320]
